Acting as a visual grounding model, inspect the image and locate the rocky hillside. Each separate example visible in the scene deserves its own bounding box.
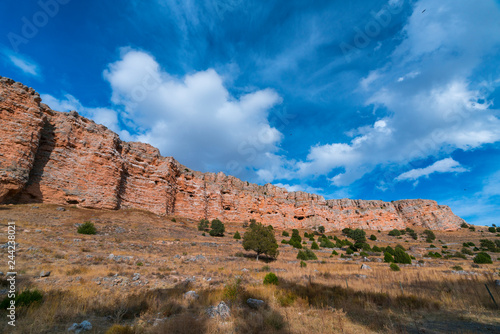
[0,76,465,230]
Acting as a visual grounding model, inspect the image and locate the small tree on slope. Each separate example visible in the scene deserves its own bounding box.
[242,221,279,261]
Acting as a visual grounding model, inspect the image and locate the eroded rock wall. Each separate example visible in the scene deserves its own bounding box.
[0,76,465,230]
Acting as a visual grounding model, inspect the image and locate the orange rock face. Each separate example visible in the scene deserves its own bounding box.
[0,77,465,230]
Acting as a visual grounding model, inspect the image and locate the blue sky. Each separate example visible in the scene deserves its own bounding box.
[1,0,499,225]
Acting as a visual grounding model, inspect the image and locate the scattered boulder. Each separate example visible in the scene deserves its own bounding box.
[185,276,196,283]
[247,298,265,309]
[195,254,206,261]
[108,254,115,260]
[206,301,231,319]
[40,271,51,278]
[360,264,371,270]
[67,320,92,333]
[56,207,66,211]
[184,291,199,300]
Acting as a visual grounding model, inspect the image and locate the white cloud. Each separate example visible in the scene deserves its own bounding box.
[273,183,323,194]
[1,50,39,76]
[395,158,468,182]
[102,48,283,174]
[258,0,500,187]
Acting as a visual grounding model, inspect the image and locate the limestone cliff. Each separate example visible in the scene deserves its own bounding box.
[0,77,465,230]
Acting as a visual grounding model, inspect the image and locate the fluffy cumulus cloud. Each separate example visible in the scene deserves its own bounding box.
[260,0,500,187]
[101,48,283,173]
[395,158,468,183]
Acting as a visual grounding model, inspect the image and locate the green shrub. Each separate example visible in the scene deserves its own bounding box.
[282,231,289,237]
[209,219,225,237]
[372,245,382,253]
[479,239,498,252]
[311,241,319,250]
[385,246,395,255]
[390,263,400,271]
[171,218,176,222]
[331,250,338,255]
[429,244,436,248]
[281,239,288,244]
[346,248,354,255]
[318,226,325,234]
[370,234,377,241]
[451,265,463,271]
[426,251,442,258]
[474,252,492,264]
[360,251,369,257]
[388,229,401,237]
[384,252,394,263]
[346,228,366,242]
[1,289,43,309]
[469,226,476,231]
[198,219,210,231]
[300,261,307,268]
[233,231,241,239]
[261,265,271,272]
[288,229,302,249]
[263,272,279,285]
[489,227,496,233]
[297,249,318,261]
[460,222,469,228]
[461,247,474,255]
[320,237,335,248]
[423,229,436,241]
[77,222,96,235]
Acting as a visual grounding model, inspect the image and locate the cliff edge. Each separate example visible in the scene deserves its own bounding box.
[0,76,465,230]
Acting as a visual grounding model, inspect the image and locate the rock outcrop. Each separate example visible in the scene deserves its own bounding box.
[0,77,465,230]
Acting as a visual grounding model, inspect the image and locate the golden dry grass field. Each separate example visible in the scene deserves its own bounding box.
[1,204,500,333]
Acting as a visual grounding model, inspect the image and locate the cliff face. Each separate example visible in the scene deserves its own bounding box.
[0,77,465,230]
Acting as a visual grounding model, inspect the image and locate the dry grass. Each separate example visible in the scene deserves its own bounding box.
[0,204,499,333]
